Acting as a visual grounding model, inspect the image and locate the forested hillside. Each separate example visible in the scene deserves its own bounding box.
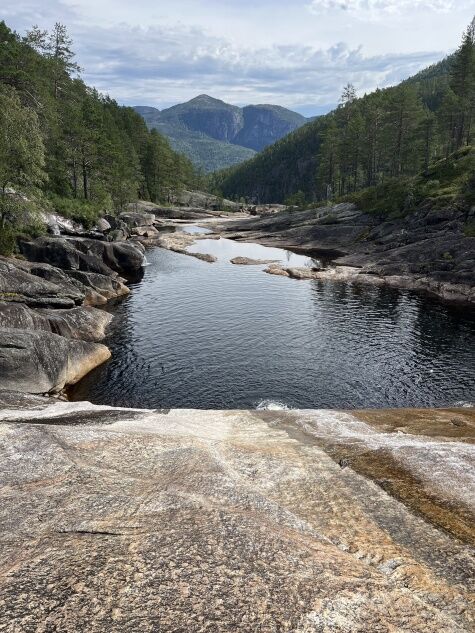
[214,18,475,205]
[135,95,307,172]
[0,21,202,253]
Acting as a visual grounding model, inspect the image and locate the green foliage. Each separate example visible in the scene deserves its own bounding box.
[284,190,307,207]
[47,194,109,229]
[0,20,202,224]
[342,146,474,217]
[216,18,475,206]
[0,225,17,256]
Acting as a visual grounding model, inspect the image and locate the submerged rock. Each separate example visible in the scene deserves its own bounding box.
[186,252,217,263]
[0,402,473,630]
[0,329,110,394]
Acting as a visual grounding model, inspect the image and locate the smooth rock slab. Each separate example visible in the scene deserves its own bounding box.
[0,402,473,631]
[0,259,82,308]
[0,329,110,394]
[0,302,112,341]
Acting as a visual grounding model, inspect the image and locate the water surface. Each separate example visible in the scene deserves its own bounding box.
[72,229,475,409]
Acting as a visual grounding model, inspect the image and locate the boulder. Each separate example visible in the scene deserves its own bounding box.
[120,211,155,228]
[186,252,217,263]
[0,328,110,394]
[20,236,144,277]
[131,225,160,238]
[38,307,112,341]
[96,218,112,233]
[0,303,112,342]
[107,229,129,242]
[264,264,290,277]
[66,271,130,303]
[8,260,86,302]
[19,237,115,276]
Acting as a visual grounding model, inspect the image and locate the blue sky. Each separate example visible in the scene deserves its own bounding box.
[2,0,474,115]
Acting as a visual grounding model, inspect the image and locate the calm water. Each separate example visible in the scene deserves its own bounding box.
[72,229,475,409]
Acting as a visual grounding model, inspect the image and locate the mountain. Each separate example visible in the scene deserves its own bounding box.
[134,96,308,172]
[213,49,473,203]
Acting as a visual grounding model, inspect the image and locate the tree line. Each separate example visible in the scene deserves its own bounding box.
[213,18,475,204]
[0,20,202,245]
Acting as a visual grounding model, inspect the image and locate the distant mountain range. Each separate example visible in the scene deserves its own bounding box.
[134,95,308,172]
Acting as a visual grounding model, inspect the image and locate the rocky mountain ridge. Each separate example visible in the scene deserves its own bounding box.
[134,95,308,172]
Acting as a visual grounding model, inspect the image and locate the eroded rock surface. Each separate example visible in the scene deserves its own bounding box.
[0,401,473,631]
[0,302,112,341]
[218,202,475,303]
[0,329,110,393]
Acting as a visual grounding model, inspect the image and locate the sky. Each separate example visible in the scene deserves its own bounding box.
[2,0,474,116]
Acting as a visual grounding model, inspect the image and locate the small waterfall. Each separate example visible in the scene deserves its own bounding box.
[256,400,290,411]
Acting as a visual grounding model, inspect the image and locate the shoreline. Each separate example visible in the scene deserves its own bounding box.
[212,202,475,305]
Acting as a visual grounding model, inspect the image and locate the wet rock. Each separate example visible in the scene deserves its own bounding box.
[0,328,110,393]
[230,256,279,265]
[186,252,217,263]
[264,264,290,277]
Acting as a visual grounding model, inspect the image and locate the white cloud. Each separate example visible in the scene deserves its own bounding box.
[71,22,442,110]
[308,0,458,15]
[3,0,471,113]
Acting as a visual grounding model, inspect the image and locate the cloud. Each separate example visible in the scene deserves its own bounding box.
[2,1,448,112]
[308,0,458,15]
[69,22,443,110]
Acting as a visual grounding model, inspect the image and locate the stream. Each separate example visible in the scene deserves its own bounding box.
[71,226,475,409]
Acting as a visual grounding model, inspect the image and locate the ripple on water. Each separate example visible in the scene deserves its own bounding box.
[71,229,475,409]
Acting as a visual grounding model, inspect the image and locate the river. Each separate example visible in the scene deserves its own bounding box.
[71,226,475,409]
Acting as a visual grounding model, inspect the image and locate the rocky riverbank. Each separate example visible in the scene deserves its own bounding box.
[0,211,153,394]
[0,394,473,631]
[0,200,243,395]
[216,202,475,303]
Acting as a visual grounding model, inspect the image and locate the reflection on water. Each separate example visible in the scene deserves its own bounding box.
[72,230,475,409]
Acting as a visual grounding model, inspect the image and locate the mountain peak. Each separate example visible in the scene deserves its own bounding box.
[134,95,308,171]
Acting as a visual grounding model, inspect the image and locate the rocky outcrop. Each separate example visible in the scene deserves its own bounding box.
[0,401,473,630]
[0,329,110,393]
[20,236,145,277]
[0,303,112,341]
[0,259,83,308]
[154,230,217,263]
[219,202,475,303]
[0,223,144,394]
